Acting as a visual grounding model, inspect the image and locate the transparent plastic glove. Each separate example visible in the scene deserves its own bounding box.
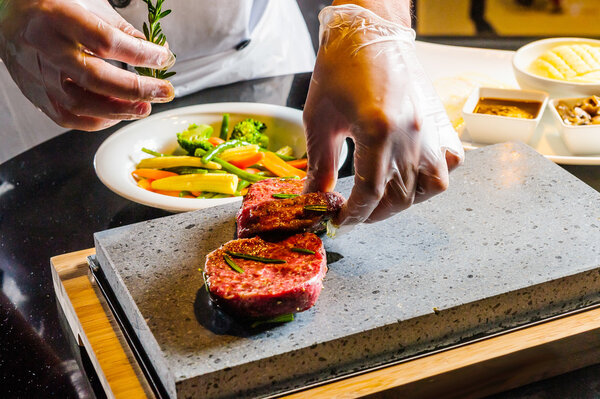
[303,4,464,228]
[0,0,176,131]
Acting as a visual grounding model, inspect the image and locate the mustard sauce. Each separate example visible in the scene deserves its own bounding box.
[474,97,542,119]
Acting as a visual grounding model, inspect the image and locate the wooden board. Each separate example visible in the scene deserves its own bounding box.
[51,249,600,399]
[51,249,153,399]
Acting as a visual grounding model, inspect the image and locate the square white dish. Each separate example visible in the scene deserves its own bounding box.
[462,87,548,145]
[548,97,600,155]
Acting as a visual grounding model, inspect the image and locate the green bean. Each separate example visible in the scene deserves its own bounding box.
[194,148,267,183]
[201,139,247,164]
[142,147,168,157]
[219,113,230,140]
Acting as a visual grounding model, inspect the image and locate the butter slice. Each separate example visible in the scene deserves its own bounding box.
[529,44,600,83]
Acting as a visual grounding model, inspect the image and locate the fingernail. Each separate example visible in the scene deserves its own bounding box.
[152,83,175,103]
[160,50,176,69]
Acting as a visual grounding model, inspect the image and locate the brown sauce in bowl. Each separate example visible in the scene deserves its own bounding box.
[474,97,542,119]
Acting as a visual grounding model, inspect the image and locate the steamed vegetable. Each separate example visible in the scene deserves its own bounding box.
[137,155,221,170]
[151,173,239,194]
[230,118,269,148]
[177,124,214,154]
[260,151,306,178]
[219,114,230,140]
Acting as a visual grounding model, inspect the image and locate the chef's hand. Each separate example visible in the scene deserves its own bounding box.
[303,3,464,227]
[0,0,175,131]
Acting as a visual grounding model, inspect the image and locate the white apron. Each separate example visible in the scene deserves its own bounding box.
[0,0,315,164]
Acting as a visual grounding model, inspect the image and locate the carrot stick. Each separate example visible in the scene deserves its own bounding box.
[137,178,153,190]
[244,167,261,174]
[229,152,265,169]
[133,169,178,180]
[208,137,225,146]
[286,158,308,170]
[153,189,184,197]
[260,151,306,178]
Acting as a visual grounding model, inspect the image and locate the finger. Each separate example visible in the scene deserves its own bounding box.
[46,98,120,131]
[59,3,175,69]
[364,168,417,223]
[54,49,174,103]
[335,136,390,226]
[303,129,345,194]
[413,155,450,205]
[83,0,145,39]
[59,79,152,120]
[37,57,153,120]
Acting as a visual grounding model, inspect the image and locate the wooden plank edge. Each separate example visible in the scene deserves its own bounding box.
[51,249,150,399]
[283,306,600,399]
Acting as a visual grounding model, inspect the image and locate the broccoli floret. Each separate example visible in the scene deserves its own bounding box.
[177,123,214,154]
[230,118,269,148]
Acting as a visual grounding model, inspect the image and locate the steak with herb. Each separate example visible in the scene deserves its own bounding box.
[236,178,344,238]
[203,233,326,318]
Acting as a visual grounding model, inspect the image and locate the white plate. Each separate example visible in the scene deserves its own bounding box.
[94,103,348,212]
[416,41,600,165]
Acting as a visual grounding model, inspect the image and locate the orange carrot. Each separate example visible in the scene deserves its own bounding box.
[153,189,184,197]
[243,168,261,174]
[190,191,203,197]
[286,158,308,170]
[260,151,306,178]
[137,178,153,190]
[208,137,225,146]
[133,169,178,180]
[229,152,265,169]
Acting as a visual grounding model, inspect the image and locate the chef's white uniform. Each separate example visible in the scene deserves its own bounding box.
[0,0,315,164]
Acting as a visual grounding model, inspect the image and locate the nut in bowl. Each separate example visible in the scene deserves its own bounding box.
[549,96,600,155]
[513,37,600,98]
[462,87,549,145]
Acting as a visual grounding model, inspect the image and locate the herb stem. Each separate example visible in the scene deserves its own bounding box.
[223,255,244,273]
[251,313,295,328]
[303,204,329,212]
[291,247,316,255]
[272,193,299,199]
[225,251,286,264]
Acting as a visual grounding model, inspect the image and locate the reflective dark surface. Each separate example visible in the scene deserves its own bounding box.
[1,2,600,397]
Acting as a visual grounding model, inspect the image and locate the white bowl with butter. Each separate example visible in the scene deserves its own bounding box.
[513,37,600,97]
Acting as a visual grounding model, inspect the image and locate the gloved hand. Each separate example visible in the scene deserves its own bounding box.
[0,0,175,131]
[303,4,464,227]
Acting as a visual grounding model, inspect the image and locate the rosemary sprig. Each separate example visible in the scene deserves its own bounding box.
[225,251,286,264]
[223,255,244,273]
[135,0,176,79]
[303,204,329,212]
[290,247,316,255]
[250,313,295,328]
[272,193,299,199]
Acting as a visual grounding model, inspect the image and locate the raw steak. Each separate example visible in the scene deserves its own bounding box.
[236,178,344,238]
[203,233,326,318]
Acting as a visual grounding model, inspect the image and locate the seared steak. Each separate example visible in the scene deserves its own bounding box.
[203,233,326,318]
[236,178,344,238]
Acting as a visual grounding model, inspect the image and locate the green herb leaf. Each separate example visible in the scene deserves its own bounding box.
[223,255,244,273]
[225,251,286,264]
[303,204,329,212]
[272,193,299,199]
[251,313,295,328]
[137,0,176,80]
[290,247,315,255]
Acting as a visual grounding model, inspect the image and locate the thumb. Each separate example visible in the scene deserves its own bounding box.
[303,124,345,194]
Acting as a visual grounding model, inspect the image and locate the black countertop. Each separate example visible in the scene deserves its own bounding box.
[1,3,600,397]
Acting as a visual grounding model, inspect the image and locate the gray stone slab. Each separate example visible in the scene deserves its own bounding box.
[94,142,600,399]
